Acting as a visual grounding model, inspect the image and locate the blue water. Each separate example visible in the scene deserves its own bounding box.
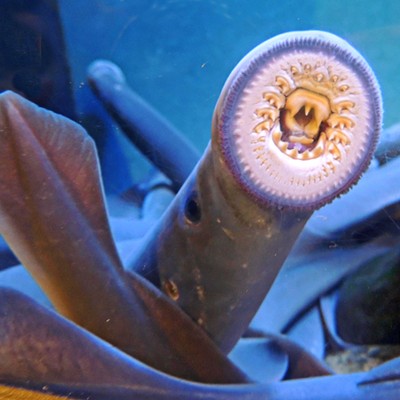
[59,0,400,178]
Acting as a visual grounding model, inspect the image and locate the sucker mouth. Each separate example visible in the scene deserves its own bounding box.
[217,31,382,210]
[283,88,330,140]
[253,64,354,162]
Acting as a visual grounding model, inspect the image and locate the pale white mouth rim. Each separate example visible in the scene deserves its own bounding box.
[213,30,382,211]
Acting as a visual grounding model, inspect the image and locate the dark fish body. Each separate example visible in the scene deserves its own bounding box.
[0,28,389,400]
[133,146,310,352]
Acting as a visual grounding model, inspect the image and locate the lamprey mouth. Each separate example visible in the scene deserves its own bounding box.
[259,64,354,162]
[275,88,331,159]
[214,31,382,210]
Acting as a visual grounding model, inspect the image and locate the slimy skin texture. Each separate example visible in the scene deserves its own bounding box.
[0,91,248,384]
[87,60,200,191]
[133,150,311,353]
[0,30,391,399]
[132,31,382,352]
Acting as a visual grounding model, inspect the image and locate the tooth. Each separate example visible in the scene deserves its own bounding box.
[332,100,355,113]
[328,142,341,160]
[275,76,291,94]
[299,151,310,160]
[327,114,354,129]
[255,107,279,120]
[272,130,282,144]
[255,152,265,160]
[278,141,288,151]
[263,92,285,108]
[253,146,264,152]
[305,103,312,116]
[251,135,266,144]
[313,132,326,157]
[327,161,336,172]
[254,120,272,133]
[326,128,350,145]
[286,148,299,158]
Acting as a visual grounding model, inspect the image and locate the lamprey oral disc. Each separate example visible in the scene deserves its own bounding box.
[216,30,382,210]
[130,31,382,352]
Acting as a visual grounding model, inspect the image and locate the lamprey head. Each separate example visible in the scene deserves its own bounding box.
[214,31,382,210]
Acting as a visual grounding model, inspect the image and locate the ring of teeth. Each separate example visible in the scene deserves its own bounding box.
[222,32,381,208]
[252,61,354,162]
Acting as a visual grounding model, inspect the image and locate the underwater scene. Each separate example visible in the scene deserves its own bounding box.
[0,0,399,398]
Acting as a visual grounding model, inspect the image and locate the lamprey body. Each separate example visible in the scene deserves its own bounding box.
[0,29,387,399]
[130,31,382,352]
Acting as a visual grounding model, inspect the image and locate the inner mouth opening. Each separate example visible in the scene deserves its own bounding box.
[279,88,331,153]
[280,109,328,153]
[295,106,315,129]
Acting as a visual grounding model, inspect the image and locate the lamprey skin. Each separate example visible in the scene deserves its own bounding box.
[87,60,200,191]
[132,31,382,352]
[0,91,248,384]
[2,286,400,400]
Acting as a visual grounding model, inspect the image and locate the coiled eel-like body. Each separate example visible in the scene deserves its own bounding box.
[131,31,382,352]
[0,29,389,399]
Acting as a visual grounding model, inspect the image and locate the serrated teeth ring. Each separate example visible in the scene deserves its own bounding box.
[215,30,382,210]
